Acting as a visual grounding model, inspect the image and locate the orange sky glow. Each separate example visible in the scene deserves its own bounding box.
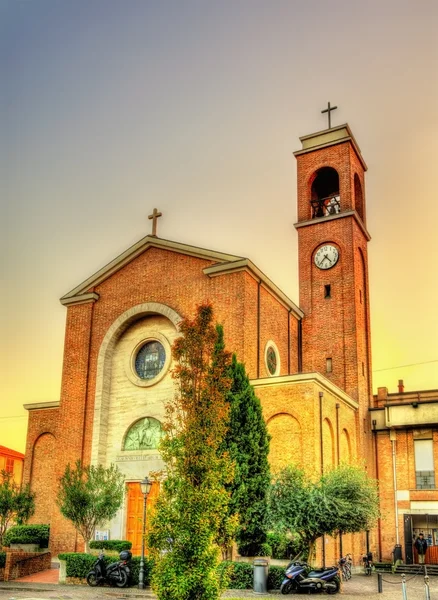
[2,0,438,453]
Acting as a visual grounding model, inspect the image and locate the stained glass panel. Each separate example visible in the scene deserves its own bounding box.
[135,341,166,380]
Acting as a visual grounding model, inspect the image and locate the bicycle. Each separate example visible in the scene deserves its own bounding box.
[338,554,352,581]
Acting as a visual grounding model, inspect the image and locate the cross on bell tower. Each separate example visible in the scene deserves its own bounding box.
[321,102,338,129]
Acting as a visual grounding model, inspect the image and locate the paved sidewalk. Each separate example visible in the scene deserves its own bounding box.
[0,572,436,599]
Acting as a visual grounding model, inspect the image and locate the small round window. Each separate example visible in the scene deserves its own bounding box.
[265,341,280,377]
[135,341,166,380]
[266,346,277,375]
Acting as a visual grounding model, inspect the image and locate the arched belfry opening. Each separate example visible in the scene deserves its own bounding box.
[354,173,364,221]
[310,167,340,218]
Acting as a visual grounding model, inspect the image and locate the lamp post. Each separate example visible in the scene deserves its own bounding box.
[138,476,152,589]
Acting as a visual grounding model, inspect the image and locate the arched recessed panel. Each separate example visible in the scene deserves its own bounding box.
[354,173,364,222]
[340,428,352,463]
[123,417,163,451]
[30,433,57,524]
[323,418,335,470]
[267,413,302,469]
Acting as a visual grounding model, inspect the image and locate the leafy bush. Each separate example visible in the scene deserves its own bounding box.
[0,552,6,568]
[219,561,252,589]
[57,552,152,585]
[266,531,305,560]
[268,565,285,590]
[218,561,284,590]
[89,540,132,553]
[57,552,97,577]
[3,525,50,547]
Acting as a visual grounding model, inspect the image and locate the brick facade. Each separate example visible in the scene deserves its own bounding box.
[24,124,382,565]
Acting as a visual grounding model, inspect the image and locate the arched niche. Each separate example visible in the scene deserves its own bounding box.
[323,417,335,470]
[91,302,182,467]
[267,413,303,469]
[122,417,163,451]
[310,167,340,218]
[30,432,57,524]
[340,428,352,462]
[354,173,364,222]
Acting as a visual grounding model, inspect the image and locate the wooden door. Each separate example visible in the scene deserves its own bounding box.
[126,481,159,556]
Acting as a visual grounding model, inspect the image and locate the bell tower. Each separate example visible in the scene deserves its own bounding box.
[294,121,372,453]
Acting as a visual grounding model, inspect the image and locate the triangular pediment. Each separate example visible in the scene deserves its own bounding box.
[60,235,303,318]
[60,235,244,305]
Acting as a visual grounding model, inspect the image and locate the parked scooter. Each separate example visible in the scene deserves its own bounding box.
[280,560,340,595]
[86,550,132,587]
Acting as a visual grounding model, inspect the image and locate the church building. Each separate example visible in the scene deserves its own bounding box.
[23,120,378,562]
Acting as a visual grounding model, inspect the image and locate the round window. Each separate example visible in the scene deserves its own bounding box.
[135,341,166,380]
[266,346,278,376]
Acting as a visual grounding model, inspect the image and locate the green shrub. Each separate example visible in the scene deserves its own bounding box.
[219,561,252,589]
[57,553,97,577]
[268,565,284,589]
[89,540,132,553]
[0,552,6,568]
[218,561,283,590]
[57,552,152,586]
[3,525,50,547]
[266,531,306,560]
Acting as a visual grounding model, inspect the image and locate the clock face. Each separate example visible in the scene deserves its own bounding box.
[314,244,339,270]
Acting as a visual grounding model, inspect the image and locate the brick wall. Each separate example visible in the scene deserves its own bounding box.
[2,550,51,581]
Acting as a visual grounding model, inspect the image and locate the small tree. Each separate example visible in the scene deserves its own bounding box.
[57,461,124,552]
[224,354,271,556]
[0,470,35,545]
[269,463,379,561]
[148,303,236,600]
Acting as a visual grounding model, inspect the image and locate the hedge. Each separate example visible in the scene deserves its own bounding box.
[3,525,50,548]
[0,553,6,569]
[89,540,132,553]
[218,561,284,590]
[58,552,153,586]
[57,553,282,589]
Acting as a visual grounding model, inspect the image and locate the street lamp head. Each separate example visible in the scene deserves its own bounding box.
[140,476,152,496]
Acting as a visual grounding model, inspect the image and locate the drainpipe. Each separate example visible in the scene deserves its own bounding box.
[372,419,383,560]
[336,403,342,558]
[319,392,325,567]
[390,430,400,545]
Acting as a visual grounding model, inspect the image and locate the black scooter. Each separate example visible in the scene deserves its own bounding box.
[86,550,132,587]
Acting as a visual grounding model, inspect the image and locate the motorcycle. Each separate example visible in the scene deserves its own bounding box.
[86,550,132,587]
[280,560,340,595]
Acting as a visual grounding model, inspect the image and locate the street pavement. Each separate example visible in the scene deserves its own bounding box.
[0,571,437,600]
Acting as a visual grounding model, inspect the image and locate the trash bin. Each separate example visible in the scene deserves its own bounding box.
[393,544,402,563]
[253,558,269,594]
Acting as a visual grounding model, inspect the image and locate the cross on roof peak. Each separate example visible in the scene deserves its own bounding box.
[148,208,162,237]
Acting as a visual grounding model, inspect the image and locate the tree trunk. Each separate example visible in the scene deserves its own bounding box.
[307,539,317,566]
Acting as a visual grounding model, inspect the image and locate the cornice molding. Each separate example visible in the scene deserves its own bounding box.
[294,210,371,241]
[250,371,359,410]
[23,401,60,411]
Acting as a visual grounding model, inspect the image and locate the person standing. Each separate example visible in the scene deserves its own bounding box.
[415,533,428,564]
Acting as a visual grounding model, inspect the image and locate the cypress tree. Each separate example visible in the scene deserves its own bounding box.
[225,353,271,556]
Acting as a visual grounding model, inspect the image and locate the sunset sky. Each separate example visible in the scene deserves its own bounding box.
[2,0,438,453]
